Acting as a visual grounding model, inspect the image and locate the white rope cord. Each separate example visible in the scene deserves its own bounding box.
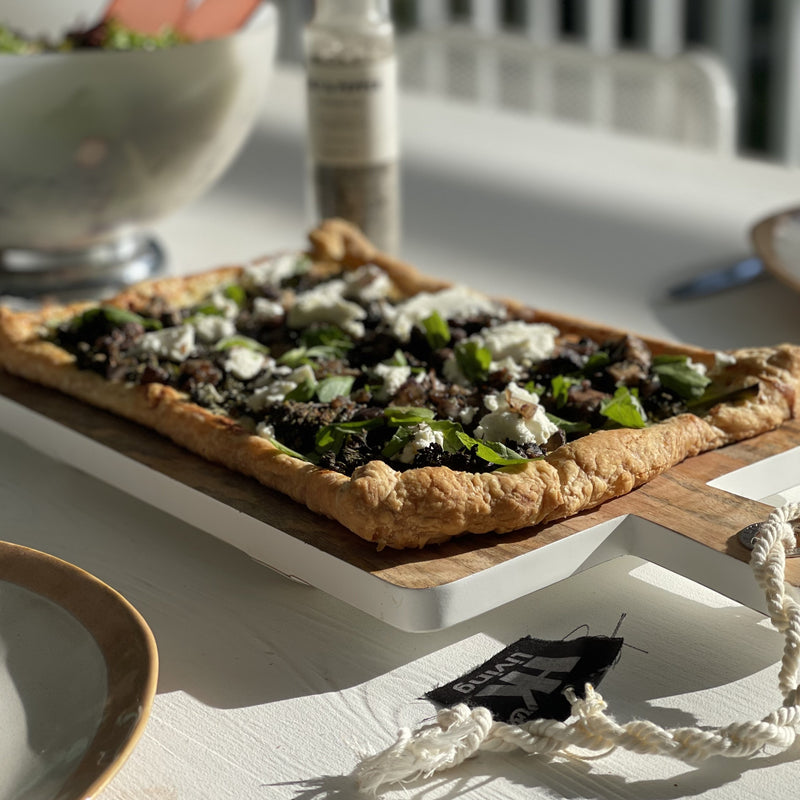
[356,503,800,795]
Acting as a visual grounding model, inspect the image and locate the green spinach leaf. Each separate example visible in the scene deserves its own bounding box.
[551,375,580,408]
[422,311,451,349]
[316,375,355,403]
[71,306,162,332]
[545,412,591,435]
[455,431,530,465]
[600,386,648,428]
[222,283,248,307]
[284,377,317,402]
[652,354,711,399]
[214,335,269,353]
[455,341,492,384]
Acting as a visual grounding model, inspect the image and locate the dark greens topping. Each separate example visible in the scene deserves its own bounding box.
[422,311,451,350]
[259,434,311,463]
[316,375,355,403]
[50,261,756,477]
[314,407,532,471]
[280,327,354,367]
[599,386,647,429]
[215,335,268,353]
[688,383,759,413]
[550,375,579,408]
[651,354,711,400]
[71,306,162,333]
[455,341,492,385]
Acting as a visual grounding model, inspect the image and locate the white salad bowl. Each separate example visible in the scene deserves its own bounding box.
[0,2,277,294]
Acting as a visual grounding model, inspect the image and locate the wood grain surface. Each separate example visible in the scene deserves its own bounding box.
[1,370,798,590]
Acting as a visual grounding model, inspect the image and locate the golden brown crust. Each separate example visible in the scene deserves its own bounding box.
[309,218,452,296]
[110,265,245,313]
[2,219,800,550]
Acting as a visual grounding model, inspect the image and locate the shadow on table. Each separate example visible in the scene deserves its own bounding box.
[283,739,800,800]
[262,737,800,799]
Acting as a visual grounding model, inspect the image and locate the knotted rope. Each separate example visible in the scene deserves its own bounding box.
[356,503,800,795]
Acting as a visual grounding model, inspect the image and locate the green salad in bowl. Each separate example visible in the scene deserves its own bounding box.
[0,17,188,53]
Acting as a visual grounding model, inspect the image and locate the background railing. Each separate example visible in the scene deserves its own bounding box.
[275,0,799,165]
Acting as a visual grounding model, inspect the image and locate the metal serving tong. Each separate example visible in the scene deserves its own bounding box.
[667,207,800,300]
[668,256,765,300]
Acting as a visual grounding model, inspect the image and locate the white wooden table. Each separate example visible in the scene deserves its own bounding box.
[4,67,800,798]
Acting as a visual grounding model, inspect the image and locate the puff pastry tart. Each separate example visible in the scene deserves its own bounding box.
[2,220,799,549]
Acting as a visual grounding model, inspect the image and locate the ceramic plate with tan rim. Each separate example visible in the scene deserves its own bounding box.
[752,206,800,292]
[0,541,157,799]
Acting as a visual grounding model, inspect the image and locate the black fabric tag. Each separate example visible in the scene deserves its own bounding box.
[426,635,623,723]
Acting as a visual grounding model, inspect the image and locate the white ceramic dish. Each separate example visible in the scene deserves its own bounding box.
[0,540,158,800]
[752,206,800,292]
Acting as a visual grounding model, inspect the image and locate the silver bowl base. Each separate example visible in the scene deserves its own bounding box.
[0,235,166,301]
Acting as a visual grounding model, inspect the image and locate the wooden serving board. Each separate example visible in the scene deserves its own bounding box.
[1,369,798,630]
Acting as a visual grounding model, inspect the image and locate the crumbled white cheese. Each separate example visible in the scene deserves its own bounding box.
[251,296,285,325]
[442,320,559,385]
[246,364,316,412]
[137,325,195,363]
[208,291,239,320]
[243,253,308,291]
[490,355,525,381]
[345,265,393,303]
[478,320,559,366]
[195,383,225,406]
[287,279,366,338]
[193,314,236,343]
[385,285,504,342]
[248,382,294,412]
[252,361,289,386]
[256,421,275,439]
[475,383,558,446]
[372,363,411,401]
[397,423,446,464]
[459,406,477,425]
[714,351,737,368]
[223,346,266,381]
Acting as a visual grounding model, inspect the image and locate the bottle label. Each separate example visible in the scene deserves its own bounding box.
[306,56,398,166]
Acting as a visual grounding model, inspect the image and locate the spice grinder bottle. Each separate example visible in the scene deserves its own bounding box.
[304,0,400,253]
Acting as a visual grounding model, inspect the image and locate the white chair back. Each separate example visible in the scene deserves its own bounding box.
[398,27,736,155]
